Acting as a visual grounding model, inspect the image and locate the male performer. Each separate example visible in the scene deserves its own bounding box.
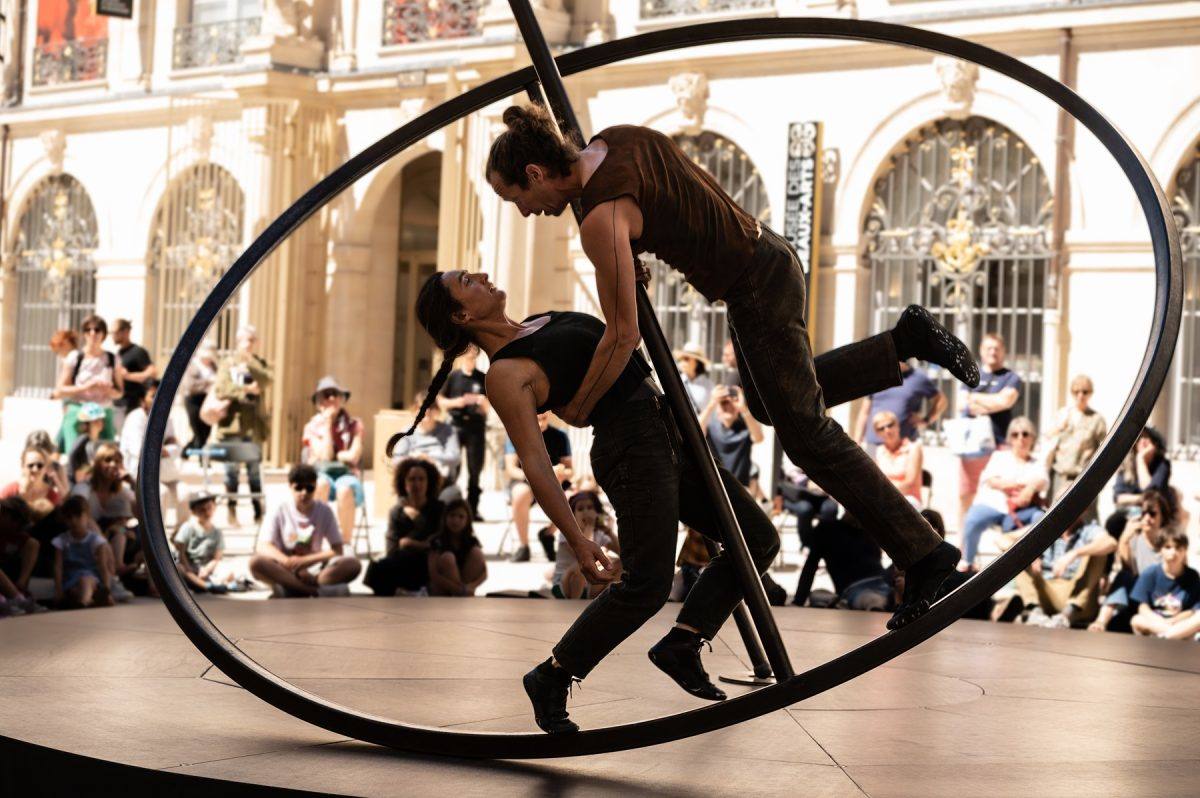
[486,105,978,628]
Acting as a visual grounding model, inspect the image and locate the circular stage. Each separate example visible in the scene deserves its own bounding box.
[2,598,1197,796]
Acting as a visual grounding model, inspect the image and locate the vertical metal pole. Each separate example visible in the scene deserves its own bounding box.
[506,0,792,681]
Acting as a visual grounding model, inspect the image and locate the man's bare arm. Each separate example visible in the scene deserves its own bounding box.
[558,198,642,425]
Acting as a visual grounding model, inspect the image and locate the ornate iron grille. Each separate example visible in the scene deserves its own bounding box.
[641,0,773,19]
[147,164,246,364]
[382,0,481,45]
[1169,146,1200,458]
[32,38,108,86]
[13,175,99,397]
[647,131,771,383]
[864,116,1054,431]
[172,17,261,70]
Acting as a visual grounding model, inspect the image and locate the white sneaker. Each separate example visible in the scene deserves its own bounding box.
[109,579,134,603]
[317,584,350,597]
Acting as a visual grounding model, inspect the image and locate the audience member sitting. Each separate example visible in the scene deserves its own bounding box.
[120,379,184,524]
[552,491,621,600]
[1105,426,1171,541]
[776,454,838,550]
[55,314,123,454]
[1043,374,1107,509]
[872,410,923,507]
[0,498,44,616]
[68,402,108,484]
[504,412,572,563]
[794,512,891,611]
[182,338,220,453]
[1128,528,1200,640]
[302,376,366,541]
[700,384,763,488]
[3,444,65,513]
[1090,488,1173,634]
[390,392,462,503]
[22,430,69,501]
[249,464,361,598]
[887,510,994,621]
[52,495,117,609]
[960,416,1047,572]
[852,359,945,455]
[1009,514,1116,628]
[364,459,445,597]
[174,491,242,594]
[69,443,137,602]
[427,499,487,597]
[675,341,714,412]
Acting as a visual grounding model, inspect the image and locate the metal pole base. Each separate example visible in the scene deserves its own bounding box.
[718,671,777,688]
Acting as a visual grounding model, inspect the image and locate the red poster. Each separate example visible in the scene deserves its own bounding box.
[36,0,108,45]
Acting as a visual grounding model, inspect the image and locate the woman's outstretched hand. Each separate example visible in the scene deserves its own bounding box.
[571,538,615,585]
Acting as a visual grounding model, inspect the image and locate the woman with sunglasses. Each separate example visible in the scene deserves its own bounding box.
[960,416,1048,572]
[1044,375,1107,508]
[2,445,65,511]
[872,410,923,507]
[54,315,125,454]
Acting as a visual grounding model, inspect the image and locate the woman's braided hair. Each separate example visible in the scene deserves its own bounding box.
[386,272,472,459]
[485,104,579,189]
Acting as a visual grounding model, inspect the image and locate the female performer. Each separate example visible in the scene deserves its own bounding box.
[391,268,961,734]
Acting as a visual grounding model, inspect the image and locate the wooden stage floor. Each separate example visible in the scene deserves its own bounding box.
[1,596,1198,796]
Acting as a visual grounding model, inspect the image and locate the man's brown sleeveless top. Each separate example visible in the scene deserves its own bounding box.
[579,125,760,302]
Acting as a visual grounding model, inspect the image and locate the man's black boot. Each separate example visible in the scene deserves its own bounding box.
[892,305,980,388]
[887,541,961,630]
[523,658,579,734]
[648,627,727,701]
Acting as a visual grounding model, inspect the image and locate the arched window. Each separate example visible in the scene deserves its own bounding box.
[863,117,1053,428]
[647,131,771,382]
[1169,142,1200,457]
[147,164,245,363]
[13,175,98,397]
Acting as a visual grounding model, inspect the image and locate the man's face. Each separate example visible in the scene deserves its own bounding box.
[488,167,570,218]
[722,341,737,370]
[980,337,1006,370]
[113,326,131,346]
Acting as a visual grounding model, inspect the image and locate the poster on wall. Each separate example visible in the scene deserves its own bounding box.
[783,121,823,281]
[36,0,110,47]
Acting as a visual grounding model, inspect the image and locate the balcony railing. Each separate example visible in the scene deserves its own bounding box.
[173,17,262,70]
[382,0,481,46]
[32,38,108,87]
[640,0,773,19]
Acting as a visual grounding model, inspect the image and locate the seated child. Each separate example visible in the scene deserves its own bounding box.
[52,495,117,609]
[552,491,620,600]
[427,499,487,596]
[174,490,243,594]
[1130,528,1200,639]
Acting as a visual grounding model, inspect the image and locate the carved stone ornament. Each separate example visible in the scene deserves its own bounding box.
[191,114,215,164]
[41,130,66,175]
[934,56,980,121]
[669,71,709,136]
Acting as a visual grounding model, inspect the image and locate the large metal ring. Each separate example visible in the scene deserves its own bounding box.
[138,17,1182,759]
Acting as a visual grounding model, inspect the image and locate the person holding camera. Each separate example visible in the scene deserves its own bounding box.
[213,325,273,526]
[302,376,365,542]
[700,384,763,488]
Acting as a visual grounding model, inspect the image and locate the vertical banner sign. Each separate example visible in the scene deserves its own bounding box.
[783,122,823,323]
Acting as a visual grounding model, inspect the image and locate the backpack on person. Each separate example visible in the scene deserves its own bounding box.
[69,349,117,385]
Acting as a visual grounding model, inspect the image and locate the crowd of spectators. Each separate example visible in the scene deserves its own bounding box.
[3,324,1197,650]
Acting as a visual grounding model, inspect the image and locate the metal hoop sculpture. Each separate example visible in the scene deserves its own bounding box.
[140,17,1182,759]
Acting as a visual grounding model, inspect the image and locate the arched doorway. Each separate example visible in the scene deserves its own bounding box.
[647,130,771,383]
[863,116,1053,427]
[1168,140,1200,457]
[392,151,442,408]
[146,163,246,364]
[12,174,99,396]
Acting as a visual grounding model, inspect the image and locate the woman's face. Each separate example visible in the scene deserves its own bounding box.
[81,322,106,349]
[444,507,469,535]
[875,415,901,447]
[98,453,122,483]
[1140,501,1163,532]
[444,271,505,324]
[405,467,429,499]
[573,498,597,528]
[22,451,47,481]
[1009,426,1035,457]
[677,356,698,378]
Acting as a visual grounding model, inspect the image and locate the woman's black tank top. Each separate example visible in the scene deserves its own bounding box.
[490,311,653,425]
